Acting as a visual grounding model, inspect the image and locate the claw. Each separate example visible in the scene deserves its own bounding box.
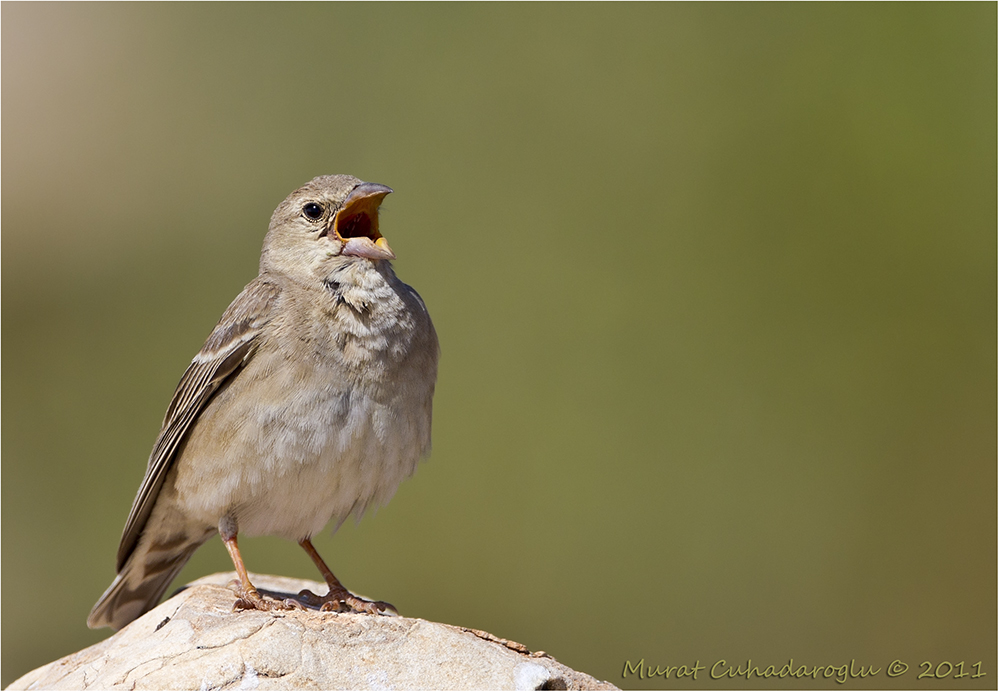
[233,598,255,612]
[230,586,297,613]
[299,588,394,615]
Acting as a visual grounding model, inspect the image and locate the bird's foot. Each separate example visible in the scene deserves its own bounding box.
[297,586,396,615]
[228,581,304,613]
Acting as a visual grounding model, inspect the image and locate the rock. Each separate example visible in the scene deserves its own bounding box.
[8,573,617,691]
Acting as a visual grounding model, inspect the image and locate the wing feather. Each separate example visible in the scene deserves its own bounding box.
[115,277,281,571]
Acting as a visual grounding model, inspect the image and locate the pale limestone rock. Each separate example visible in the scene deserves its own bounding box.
[8,573,617,691]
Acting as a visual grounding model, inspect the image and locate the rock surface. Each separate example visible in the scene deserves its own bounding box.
[8,573,617,690]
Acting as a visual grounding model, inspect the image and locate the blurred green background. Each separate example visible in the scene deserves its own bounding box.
[2,3,995,689]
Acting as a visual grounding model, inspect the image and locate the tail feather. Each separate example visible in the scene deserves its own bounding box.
[88,537,205,630]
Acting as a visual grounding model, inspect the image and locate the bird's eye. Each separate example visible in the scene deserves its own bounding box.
[302,202,324,220]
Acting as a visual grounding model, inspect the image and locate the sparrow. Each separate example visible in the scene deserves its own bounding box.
[87,175,439,630]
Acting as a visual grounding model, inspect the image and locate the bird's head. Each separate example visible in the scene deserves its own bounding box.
[261,175,395,278]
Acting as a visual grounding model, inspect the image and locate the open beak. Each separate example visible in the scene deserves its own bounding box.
[333,182,395,260]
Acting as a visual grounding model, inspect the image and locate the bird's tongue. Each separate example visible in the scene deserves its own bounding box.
[342,236,395,260]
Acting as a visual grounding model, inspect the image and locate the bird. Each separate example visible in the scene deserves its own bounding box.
[87,175,439,630]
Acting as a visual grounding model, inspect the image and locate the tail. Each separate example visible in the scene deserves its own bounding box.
[87,533,207,630]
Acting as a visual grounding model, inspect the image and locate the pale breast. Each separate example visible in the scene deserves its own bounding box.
[174,264,438,540]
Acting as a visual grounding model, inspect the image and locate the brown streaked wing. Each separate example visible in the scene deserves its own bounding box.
[115,277,281,572]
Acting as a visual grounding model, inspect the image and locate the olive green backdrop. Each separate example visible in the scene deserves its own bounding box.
[2,3,995,689]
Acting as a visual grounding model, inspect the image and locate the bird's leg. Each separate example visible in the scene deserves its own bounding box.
[219,518,298,612]
[296,538,395,615]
